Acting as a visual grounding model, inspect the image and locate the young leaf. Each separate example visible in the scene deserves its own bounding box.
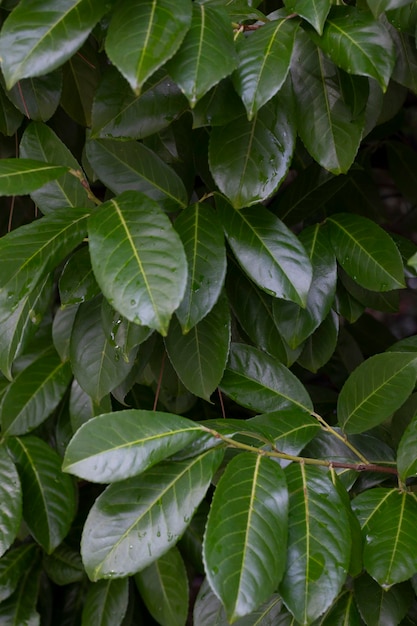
[217,196,312,307]
[338,352,417,434]
[204,453,288,622]
[87,191,187,335]
[167,3,237,107]
[0,544,38,603]
[135,547,189,626]
[81,448,224,581]
[63,409,205,483]
[328,213,405,291]
[284,0,331,34]
[0,0,109,89]
[0,445,22,559]
[279,465,351,624]
[220,343,313,413]
[7,436,76,553]
[105,0,192,93]
[81,578,129,626]
[0,158,68,196]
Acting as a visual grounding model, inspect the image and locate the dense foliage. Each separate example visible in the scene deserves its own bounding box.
[1,0,417,623]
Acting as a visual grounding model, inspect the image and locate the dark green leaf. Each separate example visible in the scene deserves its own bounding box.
[220,343,313,413]
[0,83,23,136]
[314,590,363,625]
[59,246,100,307]
[297,310,339,373]
[192,78,246,128]
[250,410,321,458]
[388,141,417,205]
[389,26,417,93]
[5,71,62,121]
[43,544,84,586]
[284,0,331,34]
[105,0,192,93]
[0,560,41,625]
[397,413,417,481]
[204,453,288,621]
[81,448,223,581]
[0,159,68,196]
[61,40,100,127]
[367,0,414,18]
[52,305,79,363]
[0,544,38,602]
[0,444,22,558]
[354,575,413,626]
[135,547,188,626]
[69,379,111,433]
[0,0,109,89]
[63,409,205,483]
[87,191,187,335]
[7,436,76,553]
[81,578,129,626]
[217,196,312,306]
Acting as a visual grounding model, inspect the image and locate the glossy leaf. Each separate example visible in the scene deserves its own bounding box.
[69,378,111,433]
[165,293,230,400]
[338,352,417,434]
[220,343,313,414]
[4,72,62,122]
[81,448,224,581]
[328,213,405,291]
[297,310,339,373]
[284,0,330,34]
[367,0,414,18]
[43,543,84,586]
[389,27,417,94]
[87,191,187,335]
[168,3,236,107]
[0,445,22,559]
[61,40,100,127]
[81,578,129,626]
[105,0,192,93]
[0,159,68,196]
[397,414,417,481]
[0,561,41,626]
[217,196,312,306]
[59,246,100,307]
[354,575,413,626]
[204,453,288,621]
[135,547,188,626]
[0,544,38,603]
[63,409,204,482]
[352,488,417,586]
[7,436,76,553]
[209,89,296,208]
[279,465,351,624]
[0,0,109,89]
[0,84,23,136]
[86,137,188,211]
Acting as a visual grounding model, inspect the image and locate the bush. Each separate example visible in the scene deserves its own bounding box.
[0,0,417,624]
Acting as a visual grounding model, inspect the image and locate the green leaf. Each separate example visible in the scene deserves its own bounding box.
[273,224,337,348]
[327,213,405,291]
[174,203,226,332]
[70,297,138,402]
[352,488,417,586]
[7,436,76,553]
[69,379,111,433]
[209,88,296,208]
[81,578,129,626]
[220,343,313,413]
[63,409,205,482]
[165,293,230,401]
[0,445,22,558]
[397,413,417,481]
[60,40,100,127]
[389,26,417,94]
[217,196,312,306]
[19,122,93,214]
[59,246,100,308]
[0,544,38,602]
[367,0,414,18]
[43,543,84,586]
[81,447,223,581]
[312,7,395,91]
[290,31,365,174]
[204,453,288,621]
[279,465,351,625]
[0,0,109,89]
[250,410,321,458]
[0,83,23,136]
[296,310,339,373]
[91,67,188,140]
[135,547,189,626]
[167,3,237,107]
[105,0,192,94]
[354,575,413,626]
[1,351,72,436]
[52,305,79,363]
[86,137,188,211]
[337,352,417,434]
[0,560,41,626]
[284,0,331,34]
[192,77,246,128]
[3,71,62,122]
[0,158,68,196]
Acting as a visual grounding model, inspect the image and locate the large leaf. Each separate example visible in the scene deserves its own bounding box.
[354,575,413,626]
[135,547,189,626]
[337,352,417,434]
[0,561,41,626]
[174,203,226,332]
[81,578,129,626]
[1,351,72,436]
[204,453,288,621]
[284,0,331,34]
[279,465,351,624]
[86,137,188,211]
[0,0,108,89]
[311,7,395,91]
[19,122,93,213]
[0,544,38,603]
[327,213,405,291]
[81,448,224,581]
[0,445,22,559]
[63,409,205,483]
[217,196,312,306]
[4,71,62,122]
[0,159,68,196]
[209,88,296,208]
[165,293,230,401]
[105,0,192,93]
[87,191,187,335]
[290,31,366,174]
[352,488,417,586]
[233,17,298,119]
[7,436,76,553]
[167,3,237,107]
[220,343,313,413]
